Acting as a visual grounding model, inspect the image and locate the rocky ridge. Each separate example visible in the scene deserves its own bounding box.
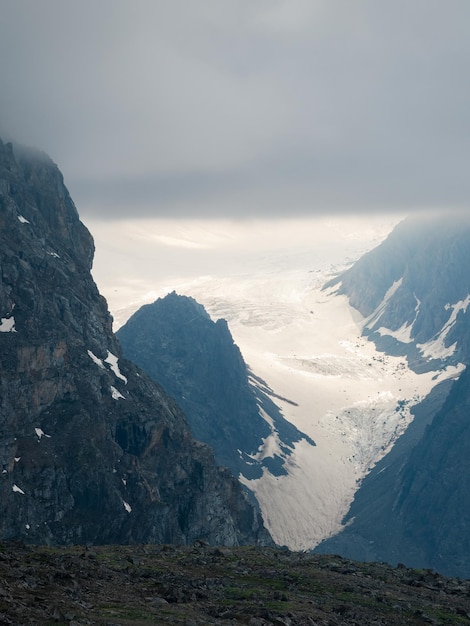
[326,212,470,368]
[0,139,270,547]
[117,292,315,481]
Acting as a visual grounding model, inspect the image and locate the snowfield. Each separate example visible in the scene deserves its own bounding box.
[157,270,461,549]
[88,216,463,550]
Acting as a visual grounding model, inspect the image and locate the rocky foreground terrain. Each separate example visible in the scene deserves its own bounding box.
[0,543,469,625]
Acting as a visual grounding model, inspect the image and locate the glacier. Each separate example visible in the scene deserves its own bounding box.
[87,216,463,549]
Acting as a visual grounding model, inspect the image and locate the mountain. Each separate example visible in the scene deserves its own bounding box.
[117,291,315,481]
[318,213,470,578]
[326,213,470,368]
[0,138,271,547]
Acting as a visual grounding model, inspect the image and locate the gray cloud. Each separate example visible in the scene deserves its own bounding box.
[1,0,469,218]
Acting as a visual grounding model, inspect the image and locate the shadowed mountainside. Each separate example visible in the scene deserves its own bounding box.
[117,292,315,481]
[0,138,270,547]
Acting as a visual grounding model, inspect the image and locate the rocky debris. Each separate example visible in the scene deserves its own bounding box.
[0,543,468,625]
[0,138,271,547]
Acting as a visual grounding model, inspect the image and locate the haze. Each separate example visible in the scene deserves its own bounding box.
[1,1,468,220]
[1,2,467,549]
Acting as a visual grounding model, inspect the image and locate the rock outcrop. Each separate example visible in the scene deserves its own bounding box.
[1,542,470,625]
[116,292,315,481]
[0,139,271,547]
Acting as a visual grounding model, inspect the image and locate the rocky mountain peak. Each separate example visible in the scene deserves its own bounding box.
[117,292,315,482]
[0,138,271,547]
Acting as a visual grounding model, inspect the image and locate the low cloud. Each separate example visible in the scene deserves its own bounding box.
[1,1,469,219]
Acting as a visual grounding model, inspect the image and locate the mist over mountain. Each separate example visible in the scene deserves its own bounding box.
[318,213,470,578]
[326,213,470,367]
[117,291,315,483]
[0,138,271,547]
[3,129,470,581]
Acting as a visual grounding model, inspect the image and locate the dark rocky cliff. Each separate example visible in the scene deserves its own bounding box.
[318,213,470,578]
[0,139,271,547]
[117,292,315,481]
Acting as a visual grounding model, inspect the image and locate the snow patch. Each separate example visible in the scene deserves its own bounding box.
[88,350,128,385]
[111,386,125,400]
[122,500,132,513]
[91,217,464,551]
[17,215,30,224]
[0,316,16,332]
[105,351,128,383]
[254,407,285,460]
[377,321,414,344]
[377,294,421,344]
[364,278,403,331]
[87,350,105,369]
[48,251,60,258]
[12,484,25,495]
[35,428,51,440]
[417,295,470,360]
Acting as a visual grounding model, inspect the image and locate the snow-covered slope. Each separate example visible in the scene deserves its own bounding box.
[317,213,470,578]
[159,271,460,549]
[88,216,463,550]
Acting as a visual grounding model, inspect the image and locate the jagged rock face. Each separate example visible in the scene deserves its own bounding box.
[117,293,270,479]
[327,213,470,365]
[0,139,271,547]
[117,292,315,481]
[318,214,470,578]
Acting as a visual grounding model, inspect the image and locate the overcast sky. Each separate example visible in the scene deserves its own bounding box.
[0,0,469,219]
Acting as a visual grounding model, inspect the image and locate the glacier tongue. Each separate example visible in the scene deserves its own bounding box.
[89,216,464,550]
[144,268,462,550]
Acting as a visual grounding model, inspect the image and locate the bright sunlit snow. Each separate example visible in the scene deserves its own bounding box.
[87,215,463,550]
[364,278,403,332]
[88,349,128,384]
[87,350,105,369]
[227,275,461,548]
[104,351,128,384]
[12,484,25,494]
[417,296,470,360]
[17,215,30,224]
[111,386,125,400]
[0,317,16,332]
[35,428,51,440]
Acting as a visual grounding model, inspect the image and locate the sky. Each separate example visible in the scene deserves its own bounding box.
[0,0,469,220]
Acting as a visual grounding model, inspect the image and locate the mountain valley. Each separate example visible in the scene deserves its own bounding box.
[1,136,470,581]
[0,138,269,548]
[102,220,464,556]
